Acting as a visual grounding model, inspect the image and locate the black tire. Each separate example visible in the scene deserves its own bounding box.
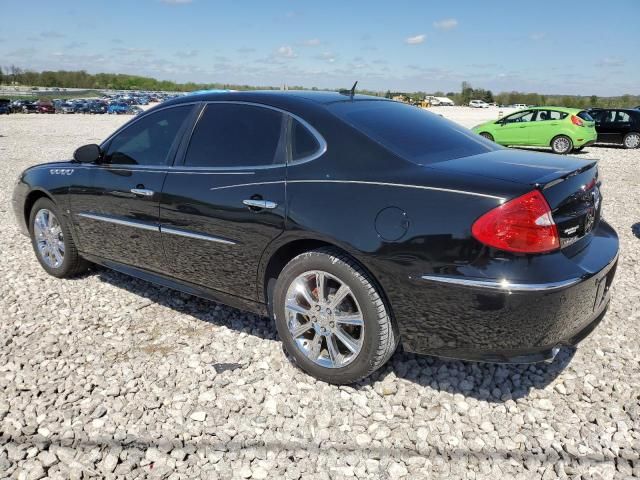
[273,247,398,384]
[29,197,89,278]
[623,132,640,149]
[479,132,494,142]
[551,135,573,154]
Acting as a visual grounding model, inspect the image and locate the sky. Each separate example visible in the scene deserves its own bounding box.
[1,0,638,96]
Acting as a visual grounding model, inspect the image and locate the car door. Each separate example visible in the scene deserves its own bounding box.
[159,102,288,300]
[494,110,535,145]
[597,110,625,144]
[68,104,195,273]
[527,109,566,146]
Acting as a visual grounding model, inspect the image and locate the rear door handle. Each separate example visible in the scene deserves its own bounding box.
[243,199,278,209]
[130,188,154,197]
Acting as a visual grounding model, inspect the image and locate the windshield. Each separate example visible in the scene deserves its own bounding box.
[328,100,499,165]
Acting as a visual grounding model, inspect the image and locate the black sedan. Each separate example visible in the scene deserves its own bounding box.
[588,108,640,149]
[12,91,619,384]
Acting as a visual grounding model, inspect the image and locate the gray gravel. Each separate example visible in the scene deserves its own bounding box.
[1,113,639,479]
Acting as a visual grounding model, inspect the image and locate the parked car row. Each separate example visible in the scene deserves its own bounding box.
[3,99,145,115]
[472,106,640,152]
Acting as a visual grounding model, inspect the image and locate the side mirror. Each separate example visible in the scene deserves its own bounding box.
[73,144,102,163]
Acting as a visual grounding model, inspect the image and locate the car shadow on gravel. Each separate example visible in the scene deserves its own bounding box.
[357,346,575,402]
[90,267,277,341]
[91,267,574,401]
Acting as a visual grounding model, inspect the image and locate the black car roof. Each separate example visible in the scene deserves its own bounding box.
[164,90,390,108]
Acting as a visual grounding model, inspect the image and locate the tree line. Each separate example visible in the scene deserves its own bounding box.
[1,66,637,109]
[387,82,639,109]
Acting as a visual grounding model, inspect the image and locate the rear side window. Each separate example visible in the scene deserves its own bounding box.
[577,111,594,122]
[535,110,568,121]
[291,119,320,161]
[328,100,497,165]
[184,103,286,168]
[104,105,192,166]
[588,110,604,122]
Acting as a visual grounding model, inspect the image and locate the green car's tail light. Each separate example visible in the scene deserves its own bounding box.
[571,115,584,127]
[472,190,560,254]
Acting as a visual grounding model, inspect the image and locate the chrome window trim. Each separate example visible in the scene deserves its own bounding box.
[198,100,328,167]
[420,274,582,292]
[72,100,326,174]
[99,102,201,150]
[76,212,159,232]
[160,226,236,245]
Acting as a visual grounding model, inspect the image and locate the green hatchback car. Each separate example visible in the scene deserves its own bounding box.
[472,107,597,154]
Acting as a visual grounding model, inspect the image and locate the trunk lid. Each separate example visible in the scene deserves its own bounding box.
[428,149,601,249]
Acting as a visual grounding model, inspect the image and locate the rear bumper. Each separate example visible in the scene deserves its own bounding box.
[397,220,619,363]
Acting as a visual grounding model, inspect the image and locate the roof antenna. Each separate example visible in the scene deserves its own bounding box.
[339,81,358,97]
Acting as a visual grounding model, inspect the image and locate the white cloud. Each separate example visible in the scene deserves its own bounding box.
[596,57,626,68]
[303,38,321,46]
[317,51,336,63]
[405,34,426,45]
[276,45,296,58]
[433,18,458,30]
[175,49,198,58]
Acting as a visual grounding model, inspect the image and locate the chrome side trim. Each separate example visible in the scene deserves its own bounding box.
[207,179,504,201]
[420,274,582,292]
[288,180,505,200]
[160,226,236,245]
[76,212,159,232]
[210,181,285,191]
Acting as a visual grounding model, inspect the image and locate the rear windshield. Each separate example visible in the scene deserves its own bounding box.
[577,111,594,122]
[327,100,498,165]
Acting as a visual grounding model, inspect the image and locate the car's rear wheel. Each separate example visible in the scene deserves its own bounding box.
[29,198,89,278]
[273,248,398,384]
[479,132,494,142]
[551,135,573,154]
[623,132,640,149]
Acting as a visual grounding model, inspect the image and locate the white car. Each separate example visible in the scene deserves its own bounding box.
[513,104,528,109]
[469,100,490,108]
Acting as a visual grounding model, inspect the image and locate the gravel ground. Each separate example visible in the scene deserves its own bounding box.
[1,111,639,479]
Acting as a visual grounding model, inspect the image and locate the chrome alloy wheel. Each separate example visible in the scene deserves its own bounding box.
[33,209,65,268]
[624,133,640,149]
[285,270,364,369]
[553,136,571,153]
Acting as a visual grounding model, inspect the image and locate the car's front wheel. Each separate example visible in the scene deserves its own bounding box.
[623,132,640,149]
[29,198,89,278]
[551,135,573,154]
[273,248,398,384]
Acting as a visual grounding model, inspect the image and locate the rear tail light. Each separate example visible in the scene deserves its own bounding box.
[571,115,584,126]
[472,190,560,254]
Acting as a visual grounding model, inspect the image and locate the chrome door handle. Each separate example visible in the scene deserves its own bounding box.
[130,188,154,197]
[243,199,278,209]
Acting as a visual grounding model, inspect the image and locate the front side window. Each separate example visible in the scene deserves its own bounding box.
[104,106,192,166]
[184,103,286,168]
[503,110,535,124]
